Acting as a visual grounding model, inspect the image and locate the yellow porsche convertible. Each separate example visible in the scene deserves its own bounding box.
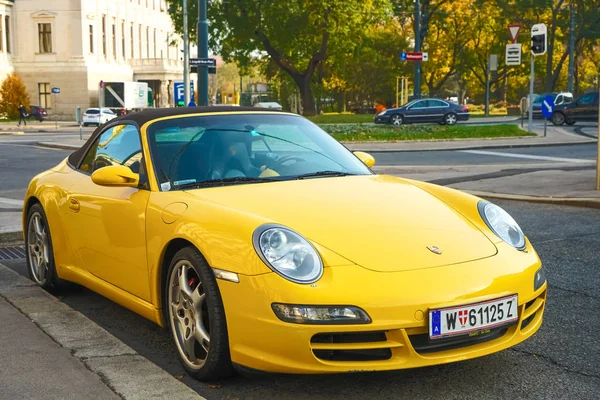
[24,107,546,380]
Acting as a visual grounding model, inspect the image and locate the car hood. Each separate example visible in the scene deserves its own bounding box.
[185,175,498,272]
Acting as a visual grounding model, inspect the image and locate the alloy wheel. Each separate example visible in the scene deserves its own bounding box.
[168,260,210,370]
[445,113,457,125]
[27,212,49,284]
[552,113,565,125]
[391,115,403,126]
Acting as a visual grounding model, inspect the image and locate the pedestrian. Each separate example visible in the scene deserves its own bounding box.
[17,104,28,127]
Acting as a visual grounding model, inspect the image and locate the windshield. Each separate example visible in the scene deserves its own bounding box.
[147,113,372,190]
[533,94,553,104]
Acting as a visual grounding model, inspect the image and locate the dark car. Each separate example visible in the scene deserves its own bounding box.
[28,106,48,122]
[374,98,469,126]
[530,92,573,119]
[551,92,599,126]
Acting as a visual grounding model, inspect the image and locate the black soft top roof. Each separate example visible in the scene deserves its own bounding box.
[67,106,288,168]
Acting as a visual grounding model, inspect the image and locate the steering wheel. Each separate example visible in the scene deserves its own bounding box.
[274,155,305,166]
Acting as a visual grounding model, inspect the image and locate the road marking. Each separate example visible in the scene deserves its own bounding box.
[459,150,594,164]
[0,197,24,207]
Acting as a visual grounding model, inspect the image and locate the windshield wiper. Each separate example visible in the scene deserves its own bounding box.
[296,171,356,180]
[177,176,275,189]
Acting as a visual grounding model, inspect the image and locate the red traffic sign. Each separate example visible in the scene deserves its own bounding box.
[405,52,427,61]
[508,24,521,43]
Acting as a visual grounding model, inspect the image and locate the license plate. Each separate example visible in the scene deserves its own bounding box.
[429,294,518,339]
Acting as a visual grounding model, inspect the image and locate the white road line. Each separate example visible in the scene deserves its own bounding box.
[459,150,594,164]
[0,197,24,206]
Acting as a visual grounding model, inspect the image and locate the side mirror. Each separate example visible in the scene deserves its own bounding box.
[91,165,139,188]
[353,151,375,168]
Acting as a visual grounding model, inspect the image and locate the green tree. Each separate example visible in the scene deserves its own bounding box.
[0,72,30,120]
[167,0,390,115]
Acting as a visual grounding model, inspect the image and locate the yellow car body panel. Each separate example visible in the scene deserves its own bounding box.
[23,111,546,374]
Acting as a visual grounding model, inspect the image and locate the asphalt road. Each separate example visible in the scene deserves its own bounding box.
[3,199,599,399]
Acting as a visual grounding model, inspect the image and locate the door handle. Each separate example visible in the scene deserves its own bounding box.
[69,197,80,212]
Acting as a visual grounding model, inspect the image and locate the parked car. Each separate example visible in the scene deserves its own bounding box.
[28,105,48,122]
[82,108,117,126]
[529,92,573,119]
[551,92,599,126]
[374,98,469,126]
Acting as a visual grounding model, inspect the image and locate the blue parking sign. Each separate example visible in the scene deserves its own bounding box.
[400,51,407,61]
[542,95,554,119]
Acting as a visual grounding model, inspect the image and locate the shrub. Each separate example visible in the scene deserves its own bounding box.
[0,73,30,119]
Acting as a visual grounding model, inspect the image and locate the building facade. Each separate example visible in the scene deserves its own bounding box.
[2,0,183,116]
[0,0,14,82]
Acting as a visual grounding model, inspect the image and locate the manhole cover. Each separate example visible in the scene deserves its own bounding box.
[0,246,26,260]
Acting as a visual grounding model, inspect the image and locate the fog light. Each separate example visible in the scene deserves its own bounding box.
[271,304,371,324]
[534,266,546,291]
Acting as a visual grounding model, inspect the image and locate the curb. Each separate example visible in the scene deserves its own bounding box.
[36,142,81,150]
[0,263,204,400]
[465,190,600,209]
[0,131,24,135]
[0,230,23,244]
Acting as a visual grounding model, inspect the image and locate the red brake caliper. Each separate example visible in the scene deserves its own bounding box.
[188,276,200,292]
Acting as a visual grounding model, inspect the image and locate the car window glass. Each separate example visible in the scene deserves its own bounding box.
[410,100,428,109]
[577,94,594,105]
[555,95,562,104]
[429,100,446,107]
[79,125,142,173]
[86,109,99,114]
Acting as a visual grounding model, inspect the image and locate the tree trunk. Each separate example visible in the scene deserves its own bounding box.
[295,76,316,116]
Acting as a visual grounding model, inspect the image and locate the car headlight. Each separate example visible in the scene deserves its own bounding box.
[377,110,388,116]
[272,304,371,324]
[478,201,526,250]
[252,224,323,283]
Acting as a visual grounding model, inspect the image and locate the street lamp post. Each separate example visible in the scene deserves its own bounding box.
[198,0,209,106]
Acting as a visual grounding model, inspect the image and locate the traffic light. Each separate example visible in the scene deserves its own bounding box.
[531,23,547,56]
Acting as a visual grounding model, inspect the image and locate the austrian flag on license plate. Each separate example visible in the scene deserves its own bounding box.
[429,295,518,339]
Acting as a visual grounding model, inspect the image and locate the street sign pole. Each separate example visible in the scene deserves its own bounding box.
[485,57,490,117]
[528,54,534,134]
[54,93,57,130]
[197,0,209,106]
[396,77,399,107]
[183,0,190,106]
[597,84,600,190]
[414,0,421,99]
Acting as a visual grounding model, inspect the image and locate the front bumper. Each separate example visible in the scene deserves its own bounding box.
[218,245,546,374]
[374,114,391,124]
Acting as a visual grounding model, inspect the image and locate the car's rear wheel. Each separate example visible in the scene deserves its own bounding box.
[165,247,234,381]
[444,112,458,126]
[25,203,69,289]
[551,112,565,126]
[390,114,403,126]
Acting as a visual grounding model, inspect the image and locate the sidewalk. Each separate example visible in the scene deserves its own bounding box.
[0,264,203,400]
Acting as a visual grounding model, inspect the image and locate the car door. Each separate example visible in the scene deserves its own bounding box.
[405,100,430,123]
[571,93,595,121]
[427,99,450,122]
[64,124,152,301]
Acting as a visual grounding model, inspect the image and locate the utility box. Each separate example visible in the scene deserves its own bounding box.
[103,82,149,110]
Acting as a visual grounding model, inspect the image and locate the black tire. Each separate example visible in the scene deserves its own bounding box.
[164,247,234,381]
[566,120,576,126]
[443,112,458,126]
[83,123,89,127]
[25,203,70,290]
[390,114,403,126]
[551,112,565,126]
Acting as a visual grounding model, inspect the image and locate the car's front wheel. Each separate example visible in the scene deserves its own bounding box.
[25,203,68,289]
[551,112,565,126]
[165,247,234,381]
[390,114,403,126]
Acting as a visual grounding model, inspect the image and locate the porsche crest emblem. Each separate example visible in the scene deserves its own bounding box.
[427,245,442,255]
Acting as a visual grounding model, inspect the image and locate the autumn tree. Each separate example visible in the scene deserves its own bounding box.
[0,73,30,120]
[167,0,390,115]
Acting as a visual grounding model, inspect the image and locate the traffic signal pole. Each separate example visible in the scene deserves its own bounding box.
[528,54,534,134]
[198,0,209,106]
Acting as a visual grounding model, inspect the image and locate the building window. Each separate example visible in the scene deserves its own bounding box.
[102,16,106,56]
[121,21,126,59]
[130,23,134,58]
[146,27,149,59]
[0,15,3,52]
[112,22,116,58]
[39,83,51,108]
[38,23,52,53]
[5,16,10,53]
[89,25,94,53]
